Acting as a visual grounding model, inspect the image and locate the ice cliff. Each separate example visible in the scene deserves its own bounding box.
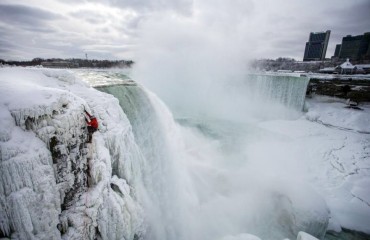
[0,68,145,239]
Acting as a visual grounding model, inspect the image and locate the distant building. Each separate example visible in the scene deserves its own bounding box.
[319,58,365,74]
[333,44,341,58]
[303,30,331,61]
[355,64,370,74]
[336,58,356,74]
[338,32,370,61]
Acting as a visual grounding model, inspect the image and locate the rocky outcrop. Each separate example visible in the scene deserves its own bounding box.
[307,78,370,103]
[325,228,370,240]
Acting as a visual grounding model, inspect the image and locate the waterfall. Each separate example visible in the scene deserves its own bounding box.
[95,74,327,240]
[97,84,196,240]
[202,74,310,121]
[243,74,309,111]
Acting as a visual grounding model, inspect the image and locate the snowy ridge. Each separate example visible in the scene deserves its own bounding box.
[0,68,144,239]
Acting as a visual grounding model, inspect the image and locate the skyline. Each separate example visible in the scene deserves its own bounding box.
[0,0,369,61]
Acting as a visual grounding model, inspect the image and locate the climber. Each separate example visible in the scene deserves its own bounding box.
[84,109,98,143]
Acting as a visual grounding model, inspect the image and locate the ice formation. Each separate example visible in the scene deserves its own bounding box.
[297,231,319,240]
[0,68,145,239]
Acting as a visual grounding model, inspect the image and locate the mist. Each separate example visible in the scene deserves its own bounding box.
[132,0,257,117]
[119,84,329,240]
[127,1,330,240]
[131,0,314,122]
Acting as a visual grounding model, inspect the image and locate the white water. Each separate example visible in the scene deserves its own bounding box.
[200,74,309,122]
[93,71,329,240]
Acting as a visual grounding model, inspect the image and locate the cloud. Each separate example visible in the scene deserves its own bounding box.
[0,1,137,60]
[0,0,369,61]
[69,10,108,25]
[87,0,194,15]
[0,39,16,53]
[0,3,62,26]
[0,3,61,58]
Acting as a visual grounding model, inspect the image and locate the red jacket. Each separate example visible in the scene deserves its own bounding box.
[88,117,98,129]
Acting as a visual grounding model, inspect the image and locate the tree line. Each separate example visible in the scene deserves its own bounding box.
[0,58,134,68]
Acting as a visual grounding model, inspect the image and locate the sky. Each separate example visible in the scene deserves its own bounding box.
[0,0,369,61]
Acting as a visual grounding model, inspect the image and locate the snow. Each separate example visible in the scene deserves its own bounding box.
[305,96,370,133]
[339,59,355,70]
[305,73,370,81]
[297,231,319,240]
[258,96,370,234]
[356,64,370,68]
[221,233,262,240]
[0,67,145,239]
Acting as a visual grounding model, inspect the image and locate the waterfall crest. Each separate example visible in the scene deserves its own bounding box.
[201,74,310,122]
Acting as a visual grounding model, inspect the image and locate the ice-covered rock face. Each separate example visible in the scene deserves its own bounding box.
[0,106,61,240]
[0,68,145,240]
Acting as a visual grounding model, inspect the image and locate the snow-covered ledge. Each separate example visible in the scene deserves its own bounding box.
[0,68,145,239]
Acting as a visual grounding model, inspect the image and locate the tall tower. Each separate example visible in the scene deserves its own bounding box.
[333,44,341,58]
[339,32,370,61]
[303,30,331,61]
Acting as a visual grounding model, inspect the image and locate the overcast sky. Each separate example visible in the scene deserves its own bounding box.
[0,0,369,61]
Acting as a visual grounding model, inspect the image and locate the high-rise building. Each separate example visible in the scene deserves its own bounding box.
[338,32,370,61]
[303,30,331,61]
[334,44,341,58]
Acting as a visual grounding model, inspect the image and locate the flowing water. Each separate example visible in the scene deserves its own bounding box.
[78,70,333,240]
